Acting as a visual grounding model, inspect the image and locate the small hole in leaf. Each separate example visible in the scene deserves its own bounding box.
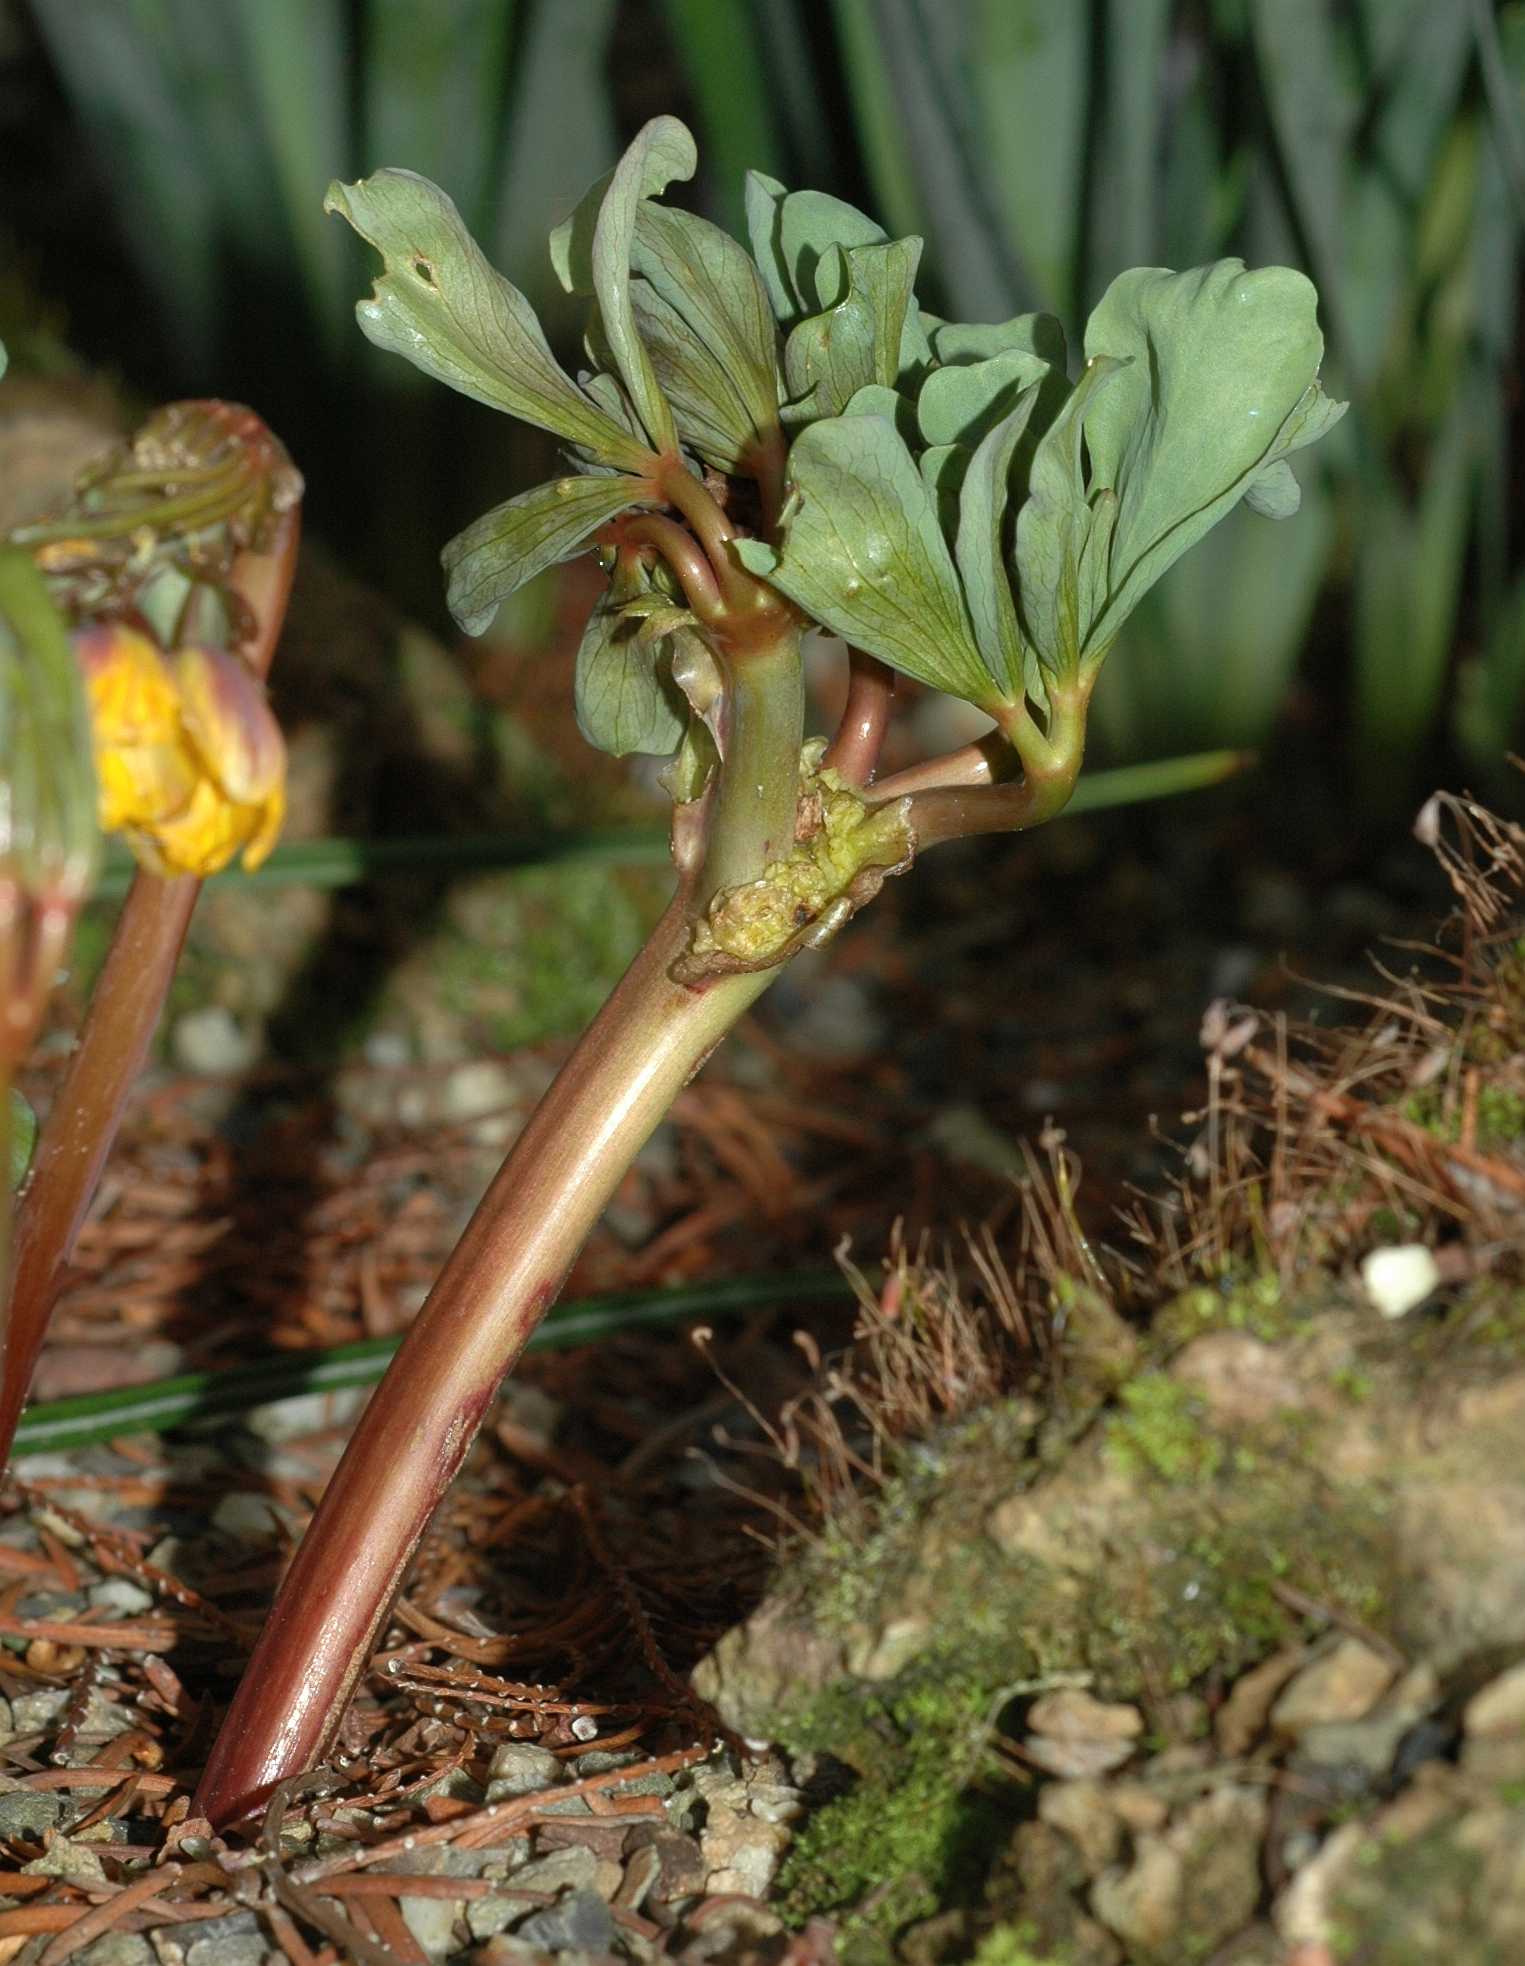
[413,258,436,287]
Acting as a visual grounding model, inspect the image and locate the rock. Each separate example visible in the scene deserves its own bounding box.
[691,1596,847,1741]
[77,1936,156,1966]
[1026,1689,1143,1776]
[1361,1244,1442,1319]
[1169,1331,1306,1425]
[183,1914,266,1966]
[0,1787,63,1836]
[1038,1778,1124,1871]
[172,1006,258,1076]
[688,1756,794,1897]
[506,1846,598,1895]
[89,1577,155,1616]
[484,1741,566,1802]
[516,1886,616,1953]
[1270,1638,1397,1736]
[399,1888,463,1958]
[1464,1657,1525,1738]
[989,1821,1122,1966]
[439,1059,521,1148]
[466,1894,520,1941]
[1166,1787,1267,1956]
[1108,1783,1169,1836]
[210,1492,285,1543]
[11,1686,71,1733]
[22,1834,110,1884]
[844,1614,929,1681]
[1091,1838,1184,1955]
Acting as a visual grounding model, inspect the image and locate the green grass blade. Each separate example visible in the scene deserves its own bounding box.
[91,827,674,901]
[11,1270,851,1457]
[231,0,353,358]
[363,0,518,237]
[663,0,789,236]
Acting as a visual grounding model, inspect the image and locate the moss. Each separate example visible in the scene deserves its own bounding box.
[1105,1374,1224,1483]
[969,1922,1069,1966]
[1328,1817,1500,1965]
[426,864,661,1049]
[1401,1083,1525,1150]
[1151,1271,1299,1352]
[776,1668,1010,1961]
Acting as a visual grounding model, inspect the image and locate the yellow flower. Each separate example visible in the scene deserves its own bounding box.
[74,624,286,878]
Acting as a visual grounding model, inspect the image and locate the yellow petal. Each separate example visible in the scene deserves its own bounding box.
[172,645,286,804]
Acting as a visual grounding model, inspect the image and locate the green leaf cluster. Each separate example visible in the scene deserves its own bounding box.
[742,231,1346,708]
[329,115,1345,765]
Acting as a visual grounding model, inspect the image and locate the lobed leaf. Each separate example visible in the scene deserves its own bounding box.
[1080,259,1347,654]
[734,415,994,703]
[916,346,1054,449]
[324,171,650,470]
[442,473,654,637]
[783,237,923,421]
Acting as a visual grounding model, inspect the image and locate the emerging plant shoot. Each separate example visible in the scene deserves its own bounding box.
[195,116,1344,1822]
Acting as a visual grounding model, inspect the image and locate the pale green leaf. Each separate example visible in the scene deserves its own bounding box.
[442,474,653,637]
[590,116,697,452]
[916,347,1053,448]
[778,187,890,311]
[633,203,782,442]
[1080,260,1347,653]
[574,590,688,757]
[734,415,992,702]
[783,237,922,420]
[842,383,918,444]
[1012,358,1124,678]
[954,386,1046,699]
[743,168,795,321]
[324,170,648,469]
[629,281,763,472]
[929,314,1066,368]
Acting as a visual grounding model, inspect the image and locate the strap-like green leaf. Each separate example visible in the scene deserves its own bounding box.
[586,116,698,453]
[734,415,993,703]
[574,590,689,757]
[9,1088,37,1193]
[324,171,649,470]
[442,474,654,637]
[1080,260,1347,654]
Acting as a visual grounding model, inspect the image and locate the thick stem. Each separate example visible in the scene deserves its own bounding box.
[196,605,807,1825]
[0,511,299,1469]
[194,896,775,1824]
[696,631,805,904]
[822,649,895,788]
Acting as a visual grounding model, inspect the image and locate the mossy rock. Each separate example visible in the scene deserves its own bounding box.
[695,1286,1525,1950]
